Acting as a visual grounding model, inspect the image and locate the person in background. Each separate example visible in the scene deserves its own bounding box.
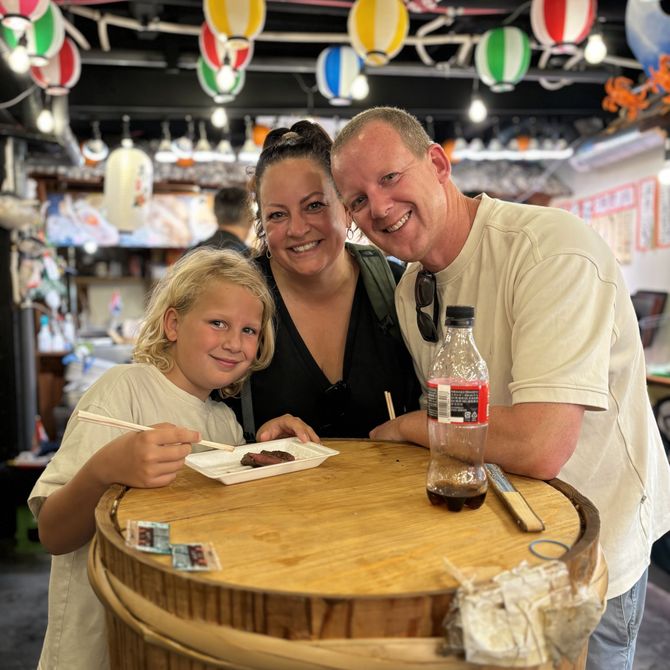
[195,185,254,254]
[330,106,670,670]
[28,248,317,670]
[226,120,420,439]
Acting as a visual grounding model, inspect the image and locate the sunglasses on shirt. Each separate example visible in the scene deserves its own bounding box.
[415,269,439,342]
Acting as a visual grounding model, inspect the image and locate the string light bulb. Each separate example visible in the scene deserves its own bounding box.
[350,73,369,100]
[468,96,487,123]
[584,32,607,65]
[36,107,54,133]
[211,106,228,129]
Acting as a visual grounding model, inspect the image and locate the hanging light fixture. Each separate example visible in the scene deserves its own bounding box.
[531,0,596,54]
[348,0,409,67]
[30,36,81,95]
[0,0,49,33]
[316,45,364,106]
[120,114,133,148]
[214,136,236,163]
[238,115,261,163]
[36,99,54,133]
[81,120,109,165]
[211,106,228,129]
[172,115,195,167]
[584,30,607,64]
[2,0,64,67]
[203,0,266,49]
[193,120,214,162]
[155,120,176,163]
[5,33,30,72]
[475,26,531,93]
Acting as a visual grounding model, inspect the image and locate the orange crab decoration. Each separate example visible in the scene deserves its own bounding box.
[602,76,650,120]
[647,54,670,103]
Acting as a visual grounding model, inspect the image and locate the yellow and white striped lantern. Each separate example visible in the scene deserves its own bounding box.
[347,0,409,67]
[203,0,266,50]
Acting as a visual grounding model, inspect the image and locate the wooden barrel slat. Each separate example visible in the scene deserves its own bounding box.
[92,439,602,668]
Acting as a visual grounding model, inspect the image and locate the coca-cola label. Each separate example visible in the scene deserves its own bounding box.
[427,381,489,424]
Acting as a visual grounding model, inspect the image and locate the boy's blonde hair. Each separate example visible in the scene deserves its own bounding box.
[133,248,275,398]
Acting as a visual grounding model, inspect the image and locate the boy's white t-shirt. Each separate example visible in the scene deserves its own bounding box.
[29,363,244,670]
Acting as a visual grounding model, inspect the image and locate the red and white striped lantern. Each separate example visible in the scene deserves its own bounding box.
[0,0,48,32]
[198,21,253,71]
[30,37,81,95]
[531,0,597,53]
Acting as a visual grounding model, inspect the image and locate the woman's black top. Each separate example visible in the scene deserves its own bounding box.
[226,252,420,438]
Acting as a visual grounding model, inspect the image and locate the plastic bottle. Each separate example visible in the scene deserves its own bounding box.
[62,313,76,351]
[51,315,65,352]
[426,305,489,512]
[37,315,52,353]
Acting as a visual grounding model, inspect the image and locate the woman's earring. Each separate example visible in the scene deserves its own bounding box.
[346,226,354,241]
[265,248,272,259]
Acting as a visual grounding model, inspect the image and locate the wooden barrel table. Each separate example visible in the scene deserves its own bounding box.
[90,439,605,670]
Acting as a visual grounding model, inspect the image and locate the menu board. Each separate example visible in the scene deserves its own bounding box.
[657,180,670,248]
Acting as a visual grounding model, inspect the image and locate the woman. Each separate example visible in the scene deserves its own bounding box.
[228,120,420,438]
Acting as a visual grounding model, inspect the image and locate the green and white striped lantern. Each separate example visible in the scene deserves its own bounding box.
[475,26,530,93]
[2,0,64,66]
[196,56,245,103]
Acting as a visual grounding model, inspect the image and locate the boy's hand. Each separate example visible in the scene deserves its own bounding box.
[256,415,320,444]
[88,423,199,489]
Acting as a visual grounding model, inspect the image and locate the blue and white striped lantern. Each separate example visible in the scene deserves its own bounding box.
[475,26,531,93]
[316,46,363,106]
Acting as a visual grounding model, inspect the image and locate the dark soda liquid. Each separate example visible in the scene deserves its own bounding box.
[426,486,487,512]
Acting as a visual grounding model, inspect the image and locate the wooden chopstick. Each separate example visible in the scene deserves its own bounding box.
[76,410,236,452]
[384,391,396,420]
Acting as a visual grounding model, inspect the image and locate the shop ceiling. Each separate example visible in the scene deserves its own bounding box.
[0,0,652,153]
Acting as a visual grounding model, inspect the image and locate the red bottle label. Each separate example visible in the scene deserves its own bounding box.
[427,381,489,424]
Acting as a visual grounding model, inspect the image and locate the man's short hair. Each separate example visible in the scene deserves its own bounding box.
[332,107,433,158]
[213,186,253,227]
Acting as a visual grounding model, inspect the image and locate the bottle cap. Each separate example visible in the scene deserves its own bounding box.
[445,305,474,326]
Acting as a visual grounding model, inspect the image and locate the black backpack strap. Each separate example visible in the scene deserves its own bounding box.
[347,242,402,342]
[240,378,256,442]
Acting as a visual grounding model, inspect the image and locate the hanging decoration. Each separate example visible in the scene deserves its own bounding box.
[316,45,364,106]
[103,146,153,232]
[475,26,531,93]
[196,56,245,102]
[1,0,64,67]
[347,0,409,66]
[198,21,253,71]
[203,0,266,49]
[30,36,81,95]
[530,0,596,53]
[625,0,670,78]
[0,0,48,32]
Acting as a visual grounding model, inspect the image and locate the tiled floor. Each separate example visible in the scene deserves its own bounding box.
[1,540,670,669]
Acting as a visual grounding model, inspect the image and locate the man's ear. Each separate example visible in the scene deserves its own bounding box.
[427,143,451,184]
[163,308,179,342]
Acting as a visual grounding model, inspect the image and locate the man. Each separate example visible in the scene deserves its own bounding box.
[331,106,670,670]
[195,185,253,254]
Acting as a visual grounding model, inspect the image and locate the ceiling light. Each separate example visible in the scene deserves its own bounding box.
[350,73,369,100]
[468,96,487,124]
[7,42,30,73]
[172,116,195,164]
[120,114,133,148]
[36,108,54,133]
[659,137,670,186]
[155,120,176,163]
[584,33,607,65]
[211,106,228,129]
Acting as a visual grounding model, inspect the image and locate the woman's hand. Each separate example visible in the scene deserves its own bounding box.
[256,415,320,444]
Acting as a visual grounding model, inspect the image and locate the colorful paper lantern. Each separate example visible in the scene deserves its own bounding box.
[2,0,64,66]
[0,0,48,32]
[316,45,364,106]
[348,0,409,67]
[103,146,153,232]
[203,0,266,50]
[30,37,80,95]
[196,56,245,103]
[530,0,596,53]
[475,26,531,93]
[198,21,253,71]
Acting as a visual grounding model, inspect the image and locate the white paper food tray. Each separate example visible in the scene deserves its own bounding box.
[185,439,339,485]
